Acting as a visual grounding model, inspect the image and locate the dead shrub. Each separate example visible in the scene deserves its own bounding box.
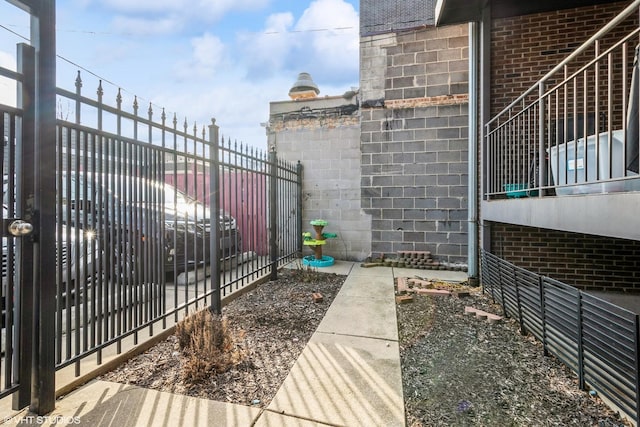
[175,308,246,383]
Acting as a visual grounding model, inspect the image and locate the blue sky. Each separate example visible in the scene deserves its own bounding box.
[0,0,360,148]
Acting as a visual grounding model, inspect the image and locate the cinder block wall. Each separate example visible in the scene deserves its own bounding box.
[490,222,640,293]
[360,25,470,264]
[268,111,372,261]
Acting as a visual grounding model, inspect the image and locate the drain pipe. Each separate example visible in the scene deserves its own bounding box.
[467,21,479,283]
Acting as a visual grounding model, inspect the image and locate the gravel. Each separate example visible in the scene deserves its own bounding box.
[100,268,631,426]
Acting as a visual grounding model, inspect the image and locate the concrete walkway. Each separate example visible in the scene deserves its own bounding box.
[1,261,467,427]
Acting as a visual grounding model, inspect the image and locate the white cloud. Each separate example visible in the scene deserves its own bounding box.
[174,33,229,79]
[99,0,269,23]
[156,0,361,147]
[294,0,359,77]
[237,0,358,85]
[192,34,227,68]
[100,0,183,13]
[239,12,295,77]
[112,15,182,36]
[192,0,271,21]
[151,72,290,148]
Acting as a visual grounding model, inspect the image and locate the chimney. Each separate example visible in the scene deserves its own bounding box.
[289,72,320,100]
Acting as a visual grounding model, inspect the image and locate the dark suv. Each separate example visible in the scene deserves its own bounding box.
[62,172,241,274]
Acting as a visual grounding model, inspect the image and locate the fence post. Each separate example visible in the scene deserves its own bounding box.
[538,81,545,197]
[296,161,303,255]
[484,251,496,303]
[30,0,58,414]
[209,120,221,314]
[269,149,278,280]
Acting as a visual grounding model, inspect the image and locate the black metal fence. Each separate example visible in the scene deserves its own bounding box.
[482,250,640,423]
[1,65,302,409]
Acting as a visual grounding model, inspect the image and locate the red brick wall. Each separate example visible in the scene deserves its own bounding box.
[491,2,637,119]
[490,222,640,293]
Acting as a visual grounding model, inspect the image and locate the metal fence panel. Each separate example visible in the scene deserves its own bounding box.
[582,293,639,417]
[541,279,581,373]
[514,266,543,340]
[1,64,303,409]
[0,107,21,400]
[49,75,303,374]
[498,261,518,319]
[481,250,639,423]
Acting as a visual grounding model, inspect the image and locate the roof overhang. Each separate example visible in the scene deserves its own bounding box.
[435,0,624,26]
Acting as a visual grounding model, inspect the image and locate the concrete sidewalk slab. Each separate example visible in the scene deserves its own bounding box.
[2,380,262,426]
[349,263,396,278]
[315,268,398,340]
[261,333,404,427]
[315,293,398,341]
[254,411,332,426]
[336,273,396,300]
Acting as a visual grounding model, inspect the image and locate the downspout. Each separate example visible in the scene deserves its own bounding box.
[468,21,479,282]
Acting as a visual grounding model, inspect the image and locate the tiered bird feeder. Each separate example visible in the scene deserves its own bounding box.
[302,219,337,267]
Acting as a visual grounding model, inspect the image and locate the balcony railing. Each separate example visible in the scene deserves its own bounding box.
[485,0,640,199]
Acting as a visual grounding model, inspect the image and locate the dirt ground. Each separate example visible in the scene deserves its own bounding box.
[100,268,631,426]
[397,283,630,427]
[100,267,344,406]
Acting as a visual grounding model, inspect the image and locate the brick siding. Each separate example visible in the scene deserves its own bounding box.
[491,2,637,122]
[490,222,640,293]
[487,2,640,293]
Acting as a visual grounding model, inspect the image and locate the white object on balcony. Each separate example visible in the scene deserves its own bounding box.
[549,129,626,194]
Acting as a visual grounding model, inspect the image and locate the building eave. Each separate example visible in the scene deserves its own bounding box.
[435,0,624,26]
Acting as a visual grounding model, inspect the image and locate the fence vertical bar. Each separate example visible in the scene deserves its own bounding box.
[296,161,303,255]
[538,80,545,197]
[539,275,549,356]
[498,257,508,317]
[577,291,585,390]
[269,149,278,280]
[514,265,526,335]
[13,42,36,411]
[209,120,221,314]
[634,314,640,421]
[74,71,81,124]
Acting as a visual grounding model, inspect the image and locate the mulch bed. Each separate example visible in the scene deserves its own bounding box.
[397,280,630,427]
[99,267,345,407]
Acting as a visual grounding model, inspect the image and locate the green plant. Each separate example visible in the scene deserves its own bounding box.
[175,308,246,383]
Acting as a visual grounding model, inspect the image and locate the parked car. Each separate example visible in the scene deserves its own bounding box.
[1,205,98,326]
[61,172,241,274]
